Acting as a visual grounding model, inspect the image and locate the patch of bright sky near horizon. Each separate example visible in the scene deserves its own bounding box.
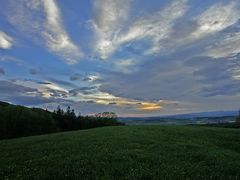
[0,0,239,116]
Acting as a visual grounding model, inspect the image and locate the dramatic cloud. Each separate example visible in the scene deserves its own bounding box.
[0,78,175,113]
[7,0,83,64]
[0,80,38,98]
[192,1,239,40]
[92,0,188,58]
[185,56,240,97]
[0,80,73,106]
[140,1,240,56]
[207,21,240,58]
[70,87,177,112]
[129,0,188,55]
[93,0,132,59]
[1,0,240,116]
[41,0,83,64]
[0,31,13,49]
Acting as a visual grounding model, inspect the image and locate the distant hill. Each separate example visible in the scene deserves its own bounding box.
[162,110,239,119]
[121,110,238,120]
[119,110,238,125]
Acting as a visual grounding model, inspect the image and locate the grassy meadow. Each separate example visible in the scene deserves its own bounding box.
[0,125,240,180]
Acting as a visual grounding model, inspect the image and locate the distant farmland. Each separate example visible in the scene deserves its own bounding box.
[119,116,236,125]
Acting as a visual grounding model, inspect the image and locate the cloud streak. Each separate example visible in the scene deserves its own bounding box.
[207,21,240,58]
[92,0,188,58]
[92,0,132,59]
[192,1,239,39]
[41,0,83,64]
[7,0,83,64]
[0,31,13,49]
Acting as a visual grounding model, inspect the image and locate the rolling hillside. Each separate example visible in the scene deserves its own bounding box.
[1,126,240,179]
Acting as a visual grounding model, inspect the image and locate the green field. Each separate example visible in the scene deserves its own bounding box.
[0,126,240,180]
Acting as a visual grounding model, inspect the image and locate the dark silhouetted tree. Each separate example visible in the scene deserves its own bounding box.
[0,101,124,139]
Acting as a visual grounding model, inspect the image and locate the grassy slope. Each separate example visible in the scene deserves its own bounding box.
[0,126,240,180]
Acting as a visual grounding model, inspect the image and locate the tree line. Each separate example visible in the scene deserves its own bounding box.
[0,102,124,139]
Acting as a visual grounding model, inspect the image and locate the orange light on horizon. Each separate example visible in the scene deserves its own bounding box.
[138,103,162,111]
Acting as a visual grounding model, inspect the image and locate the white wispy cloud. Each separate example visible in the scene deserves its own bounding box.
[7,0,83,64]
[192,1,240,60]
[146,1,240,56]
[0,31,13,49]
[136,0,188,55]
[92,0,188,58]
[113,58,137,74]
[233,69,240,80]
[192,1,239,40]
[83,74,100,82]
[207,30,240,58]
[120,1,239,57]
[93,0,132,59]
[13,79,69,99]
[41,0,83,64]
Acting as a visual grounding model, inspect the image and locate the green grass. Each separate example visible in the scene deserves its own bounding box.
[0,126,240,180]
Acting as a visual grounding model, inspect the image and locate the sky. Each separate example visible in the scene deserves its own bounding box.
[0,0,240,117]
